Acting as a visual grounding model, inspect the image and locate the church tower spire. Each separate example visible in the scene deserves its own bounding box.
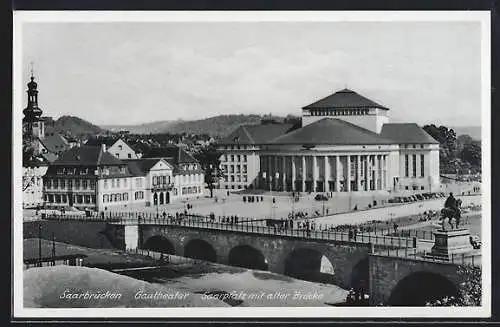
[23,65,44,139]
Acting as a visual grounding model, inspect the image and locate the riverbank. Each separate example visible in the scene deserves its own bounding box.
[23,239,348,307]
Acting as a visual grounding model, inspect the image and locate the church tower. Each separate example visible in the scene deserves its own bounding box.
[23,70,44,139]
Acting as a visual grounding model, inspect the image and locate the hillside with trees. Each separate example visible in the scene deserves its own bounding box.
[45,115,108,139]
[101,114,300,137]
[423,124,481,174]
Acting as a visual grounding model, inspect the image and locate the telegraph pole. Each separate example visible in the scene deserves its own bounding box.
[38,222,42,267]
[51,233,56,266]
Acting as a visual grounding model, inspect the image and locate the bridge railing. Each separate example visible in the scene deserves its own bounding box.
[106,214,414,248]
[374,247,482,266]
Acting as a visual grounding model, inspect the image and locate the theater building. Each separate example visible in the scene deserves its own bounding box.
[219,88,440,194]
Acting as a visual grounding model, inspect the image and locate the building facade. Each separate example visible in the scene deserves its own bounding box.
[23,164,48,208]
[217,123,294,190]
[86,137,142,160]
[42,144,204,211]
[218,88,440,194]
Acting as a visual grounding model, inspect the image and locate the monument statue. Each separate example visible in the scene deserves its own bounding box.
[440,192,462,230]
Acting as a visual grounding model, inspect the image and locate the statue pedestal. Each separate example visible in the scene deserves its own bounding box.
[426,229,473,260]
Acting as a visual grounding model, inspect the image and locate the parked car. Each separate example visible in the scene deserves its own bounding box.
[470,235,481,249]
[314,194,328,201]
[415,194,424,201]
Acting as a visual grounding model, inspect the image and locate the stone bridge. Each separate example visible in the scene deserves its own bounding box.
[102,220,479,306]
[369,253,480,306]
[104,221,401,290]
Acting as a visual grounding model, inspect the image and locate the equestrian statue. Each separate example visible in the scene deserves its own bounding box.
[440,192,462,230]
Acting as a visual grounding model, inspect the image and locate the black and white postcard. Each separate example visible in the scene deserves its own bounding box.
[12,11,491,319]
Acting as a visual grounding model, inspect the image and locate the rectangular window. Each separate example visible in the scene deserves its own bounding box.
[111,179,115,188]
[124,178,128,187]
[90,180,95,190]
[236,165,241,173]
[117,179,121,188]
[75,180,80,189]
[60,179,65,188]
[412,155,417,177]
[237,155,241,162]
[243,155,247,162]
[230,175,235,182]
[128,153,132,158]
[104,180,108,189]
[230,165,234,173]
[420,154,425,177]
[230,155,234,162]
[53,179,59,189]
[404,155,409,177]
[82,180,88,189]
[243,165,247,173]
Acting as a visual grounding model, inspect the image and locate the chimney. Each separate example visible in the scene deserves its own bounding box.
[101,144,106,152]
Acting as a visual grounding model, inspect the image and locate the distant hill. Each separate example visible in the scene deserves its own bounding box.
[102,114,292,137]
[451,126,481,141]
[101,120,178,134]
[45,115,108,138]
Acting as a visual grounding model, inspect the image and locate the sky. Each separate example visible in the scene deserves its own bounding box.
[20,20,482,127]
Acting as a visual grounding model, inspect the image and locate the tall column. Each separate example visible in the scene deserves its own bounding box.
[282,156,286,191]
[356,155,362,192]
[301,156,306,193]
[366,155,370,191]
[291,156,296,191]
[267,155,272,189]
[375,155,380,190]
[324,155,330,192]
[346,155,351,192]
[274,156,279,191]
[383,155,388,190]
[335,156,340,192]
[312,155,318,192]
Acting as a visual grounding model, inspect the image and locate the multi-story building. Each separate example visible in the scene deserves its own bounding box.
[217,123,294,190]
[23,162,48,208]
[218,88,440,194]
[85,137,142,160]
[42,144,205,211]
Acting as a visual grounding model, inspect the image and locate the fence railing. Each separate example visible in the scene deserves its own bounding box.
[374,246,482,266]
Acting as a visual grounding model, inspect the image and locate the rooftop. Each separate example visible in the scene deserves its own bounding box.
[51,145,123,166]
[219,123,294,145]
[268,118,395,145]
[380,123,439,144]
[303,88,389,110]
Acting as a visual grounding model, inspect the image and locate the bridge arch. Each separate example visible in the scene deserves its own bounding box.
[184,239,217,262]
[284,248,335,284]
[142,235,176,255]
[350,258,369,291]
[228,245,268,271]
[388,271,458,306]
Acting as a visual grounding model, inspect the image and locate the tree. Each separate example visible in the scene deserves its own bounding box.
[459,143,481,168]
[426,264,481,306]
[194,144,223,198]
[423,124,459,173]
